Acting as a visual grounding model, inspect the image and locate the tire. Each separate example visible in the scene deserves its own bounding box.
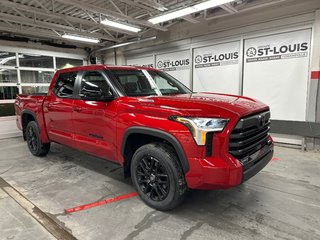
[25,121,50,156]
[131,143,187,211]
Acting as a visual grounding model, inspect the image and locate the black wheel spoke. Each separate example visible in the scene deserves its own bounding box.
[26,126,39,151]
[149,187,155,199]
[145,184,152,194]
[156,183,167,197]
[150,157,155,169]
[138,179,149,183]
[141,158,149,170]
[157,173,168,178]
[154,161,160,173]
[158,178,169,184]
[140,159,149,173]
[136,170,145,176]
[136,155,170,202]
[152,184,162,200]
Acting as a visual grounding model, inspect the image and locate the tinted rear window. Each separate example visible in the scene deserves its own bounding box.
[53,72,77,98]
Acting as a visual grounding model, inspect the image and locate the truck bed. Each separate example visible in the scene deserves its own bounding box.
[15,94,48,132]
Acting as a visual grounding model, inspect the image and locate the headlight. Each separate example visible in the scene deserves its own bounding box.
[170,116,229,145]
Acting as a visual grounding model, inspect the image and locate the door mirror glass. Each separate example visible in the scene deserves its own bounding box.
[80,71,114,101]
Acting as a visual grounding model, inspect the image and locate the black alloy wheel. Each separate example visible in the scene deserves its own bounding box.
[27,123,38,152]
[136,155,170,201]
[131,143,187,211]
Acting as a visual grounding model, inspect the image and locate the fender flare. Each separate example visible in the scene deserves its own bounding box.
[21,109,50,143]
[21,110,38,128]
[121,126,189,173]
[21,109,36,118]
[20,110,38,139]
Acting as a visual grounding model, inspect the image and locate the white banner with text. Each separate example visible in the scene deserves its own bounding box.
[243,29,311,121]
[155,50,191,88]
[193,41,241,94]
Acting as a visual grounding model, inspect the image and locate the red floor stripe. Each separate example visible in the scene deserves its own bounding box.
[272,157,280,161]
[65,192,138,214]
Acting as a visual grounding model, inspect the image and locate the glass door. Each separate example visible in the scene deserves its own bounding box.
[0,49,85,117]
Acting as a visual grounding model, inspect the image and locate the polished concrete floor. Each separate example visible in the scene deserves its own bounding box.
[0,137,319,240]
[0,116,21,140]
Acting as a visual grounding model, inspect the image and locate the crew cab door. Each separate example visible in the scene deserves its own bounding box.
[43,71,78,147]
[72,70,118,161]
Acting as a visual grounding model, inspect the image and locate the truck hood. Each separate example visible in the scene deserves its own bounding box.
[138,92,269,117]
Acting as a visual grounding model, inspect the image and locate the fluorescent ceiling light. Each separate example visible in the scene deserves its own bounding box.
[62,34,100,44]
[101,19,141,33]
[149,0,236,24]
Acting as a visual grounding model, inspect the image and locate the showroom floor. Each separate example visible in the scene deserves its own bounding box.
[0,137,319,240]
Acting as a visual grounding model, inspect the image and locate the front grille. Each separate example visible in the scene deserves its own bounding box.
[229,111,271,163]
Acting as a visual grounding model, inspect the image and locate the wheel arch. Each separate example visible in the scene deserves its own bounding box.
[21,110,38,140]
[121,127,189,175]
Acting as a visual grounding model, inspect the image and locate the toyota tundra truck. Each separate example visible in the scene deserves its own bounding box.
[15,64,273,210]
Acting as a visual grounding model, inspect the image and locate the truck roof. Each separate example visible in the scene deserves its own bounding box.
[57,64,159,73]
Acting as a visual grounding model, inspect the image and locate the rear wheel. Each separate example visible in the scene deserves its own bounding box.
[25,121,50,156]
[131,143,187,211]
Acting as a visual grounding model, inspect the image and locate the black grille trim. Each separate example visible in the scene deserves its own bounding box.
[205,132,214,157]
[229,111,271,162]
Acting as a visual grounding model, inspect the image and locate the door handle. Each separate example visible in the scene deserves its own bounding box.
[73,106,82,112]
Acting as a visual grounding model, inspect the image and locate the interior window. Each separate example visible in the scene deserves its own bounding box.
[81,71,112,97]
[53,72,77,98]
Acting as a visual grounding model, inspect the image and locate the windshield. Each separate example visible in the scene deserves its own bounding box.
[106,69,192,97]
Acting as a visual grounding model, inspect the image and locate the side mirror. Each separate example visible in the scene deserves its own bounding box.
[80,84,114,102]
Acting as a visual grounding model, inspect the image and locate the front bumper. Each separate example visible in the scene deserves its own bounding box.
[241,143,273,182]
[185,141,274,190]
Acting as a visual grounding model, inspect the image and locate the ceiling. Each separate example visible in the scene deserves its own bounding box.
[0,0,289,48]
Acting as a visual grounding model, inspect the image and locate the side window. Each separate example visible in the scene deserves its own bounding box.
[109,70,155,96]
[53,72,77,98]
[81,71,113,97]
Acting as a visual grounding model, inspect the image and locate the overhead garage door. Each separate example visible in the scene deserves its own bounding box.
[243,29,312,121]
[192,41,241,94]
[155,50,191,88]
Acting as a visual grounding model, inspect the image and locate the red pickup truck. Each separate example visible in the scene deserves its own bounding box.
[15,64,273,210]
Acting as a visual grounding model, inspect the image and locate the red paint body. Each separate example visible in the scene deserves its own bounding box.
[15,65,273,190]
